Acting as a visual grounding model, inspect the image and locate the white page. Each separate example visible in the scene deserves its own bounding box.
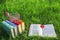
[28,24,56,37]
[42,24,56,37]
[28,24,42,36]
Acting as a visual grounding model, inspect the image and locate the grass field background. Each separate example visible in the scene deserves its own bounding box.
[0,0,60,40]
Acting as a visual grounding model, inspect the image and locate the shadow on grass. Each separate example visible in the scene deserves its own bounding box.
[0,0,6,4]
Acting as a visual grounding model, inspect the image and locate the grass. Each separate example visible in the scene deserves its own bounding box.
[0,0,60,40]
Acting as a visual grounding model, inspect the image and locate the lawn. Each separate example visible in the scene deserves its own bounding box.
[0,0,60,40]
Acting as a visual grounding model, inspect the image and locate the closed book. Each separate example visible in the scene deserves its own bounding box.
[2,21,15,38]
[2,24,11,35]
[20,20,25,32]
[6,20,18,36]
[2,21,12,30]
[13,20,22,34]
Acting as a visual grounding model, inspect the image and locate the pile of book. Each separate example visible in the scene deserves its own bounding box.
[2,20,25,38]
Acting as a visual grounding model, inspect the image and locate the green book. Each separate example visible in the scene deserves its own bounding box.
[2,24,11,35]
[2,21,15,38]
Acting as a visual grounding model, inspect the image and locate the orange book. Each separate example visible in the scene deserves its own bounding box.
[20,20,25,32]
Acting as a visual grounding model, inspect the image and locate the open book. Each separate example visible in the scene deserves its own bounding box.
[28,24,56,37]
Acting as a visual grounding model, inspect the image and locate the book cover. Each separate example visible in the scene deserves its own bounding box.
[2,21,12,30]
[2,24,11,35]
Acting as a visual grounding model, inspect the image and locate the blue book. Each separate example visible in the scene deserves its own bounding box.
[5,20,17,27]
[5,20,18,36]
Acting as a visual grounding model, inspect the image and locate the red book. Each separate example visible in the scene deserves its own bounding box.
[12,20,22,34]
[13,20,21,25]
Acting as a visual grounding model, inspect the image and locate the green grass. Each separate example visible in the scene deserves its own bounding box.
[0,0,60,40]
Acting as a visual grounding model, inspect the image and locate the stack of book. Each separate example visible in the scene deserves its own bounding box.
[2,20,25,38]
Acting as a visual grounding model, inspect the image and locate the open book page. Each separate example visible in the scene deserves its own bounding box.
[28,24,42,36]
[42,24,56,37]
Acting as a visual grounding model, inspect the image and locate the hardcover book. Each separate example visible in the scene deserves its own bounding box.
[2,21,15,38]
[20,20,25,32]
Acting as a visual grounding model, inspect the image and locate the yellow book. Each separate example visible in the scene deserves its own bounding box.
[20,20,25,32]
